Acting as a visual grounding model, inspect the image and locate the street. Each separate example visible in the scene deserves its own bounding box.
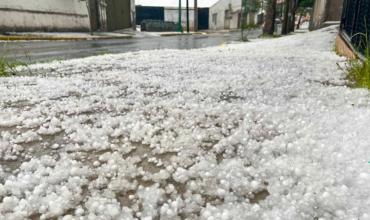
[0,31,260,63]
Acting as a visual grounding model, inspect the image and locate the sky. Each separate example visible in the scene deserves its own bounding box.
[135,0,220,7]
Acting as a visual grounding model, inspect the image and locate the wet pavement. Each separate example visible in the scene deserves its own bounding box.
[0,30,261,63]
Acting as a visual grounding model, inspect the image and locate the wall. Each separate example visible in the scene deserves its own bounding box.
[106,0,131,31]
[0,0,90,32]
[165,8,195,30]
[310,0,343,30]
[131,0,136,29]
[209,0,242,30]
[335,34,356,59]
[208,0,261,30]
[326,0,343,21]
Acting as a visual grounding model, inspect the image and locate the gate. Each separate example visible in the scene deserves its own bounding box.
[198,8,209,30]
[136,6,165,25]
[106,0,131,31]
[341,0,370,55]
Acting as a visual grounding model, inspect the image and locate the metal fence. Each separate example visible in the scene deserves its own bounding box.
[341,0,370,55]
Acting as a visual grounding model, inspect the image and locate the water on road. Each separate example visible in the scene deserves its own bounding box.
[0,31,260,63]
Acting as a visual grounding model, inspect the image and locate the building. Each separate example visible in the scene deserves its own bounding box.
[88,0,136,31]
[165,7,196,30]
[209,0,263,30]
[135,5,209,30]
[0,0,135,32]
[310,0,343,30]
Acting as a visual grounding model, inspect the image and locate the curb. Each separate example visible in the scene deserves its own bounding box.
[159,32,207,37]
[0,35,132,41]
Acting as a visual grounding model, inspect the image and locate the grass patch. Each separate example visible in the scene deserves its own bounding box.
[347,55,370,88]
[260,34,282,39]
[346,29,370,89]
[241,24,260,30]
[0,56,26,77]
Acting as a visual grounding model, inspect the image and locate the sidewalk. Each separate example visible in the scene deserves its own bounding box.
[1,26,370,219]
[0,32,133,41]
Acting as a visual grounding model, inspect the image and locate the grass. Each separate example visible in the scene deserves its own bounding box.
[0,56,26,77]
[260,34,282,39]
[0,42,32,77]
[347,53,370,89]
[346,29,370,89]
[241,24,260,30]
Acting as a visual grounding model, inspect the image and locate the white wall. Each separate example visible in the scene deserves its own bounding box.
[209,0,241,30]
[165,8,195,30]
[131,0,136,28]
[0,0,90,32]
[209,0,262,30]
[310,0,329,30]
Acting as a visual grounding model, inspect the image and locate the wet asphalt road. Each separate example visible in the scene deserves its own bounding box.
[0,31,261,63]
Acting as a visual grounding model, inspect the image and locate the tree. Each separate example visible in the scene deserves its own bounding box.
[282,0,313,34]
[296,0,314,29]
[282,0,290,35]
[263,0,277,35]
[288,0,299,32]
[299,0,314,8]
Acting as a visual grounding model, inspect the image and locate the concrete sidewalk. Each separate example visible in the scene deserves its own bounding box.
[0,32,133,41]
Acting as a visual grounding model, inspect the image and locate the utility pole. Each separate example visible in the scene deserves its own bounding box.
[186,0,190,33]
[194,0,198,32]
[178,0,183,32]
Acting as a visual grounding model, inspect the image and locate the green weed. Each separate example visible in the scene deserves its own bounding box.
[0,56,25,77]
[260,34,281,39]
[346,30,370,89]
[0,42,31,77]
[241,24,260,30]
[347,52,370,88]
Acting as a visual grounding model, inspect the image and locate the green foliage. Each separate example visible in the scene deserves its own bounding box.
[347,55,370,89]
[297,0,314,13]
[260,33,281,38]
[346,27,370,89]
[0,56,25,77]
[246,0,263,12]
[299,0,314,8]
[0,42,32,77]
[242,23,260,30]
[347,37,370,89]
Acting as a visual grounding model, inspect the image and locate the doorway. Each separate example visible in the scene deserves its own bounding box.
[106,0,131,31]
[88,0,100,31]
